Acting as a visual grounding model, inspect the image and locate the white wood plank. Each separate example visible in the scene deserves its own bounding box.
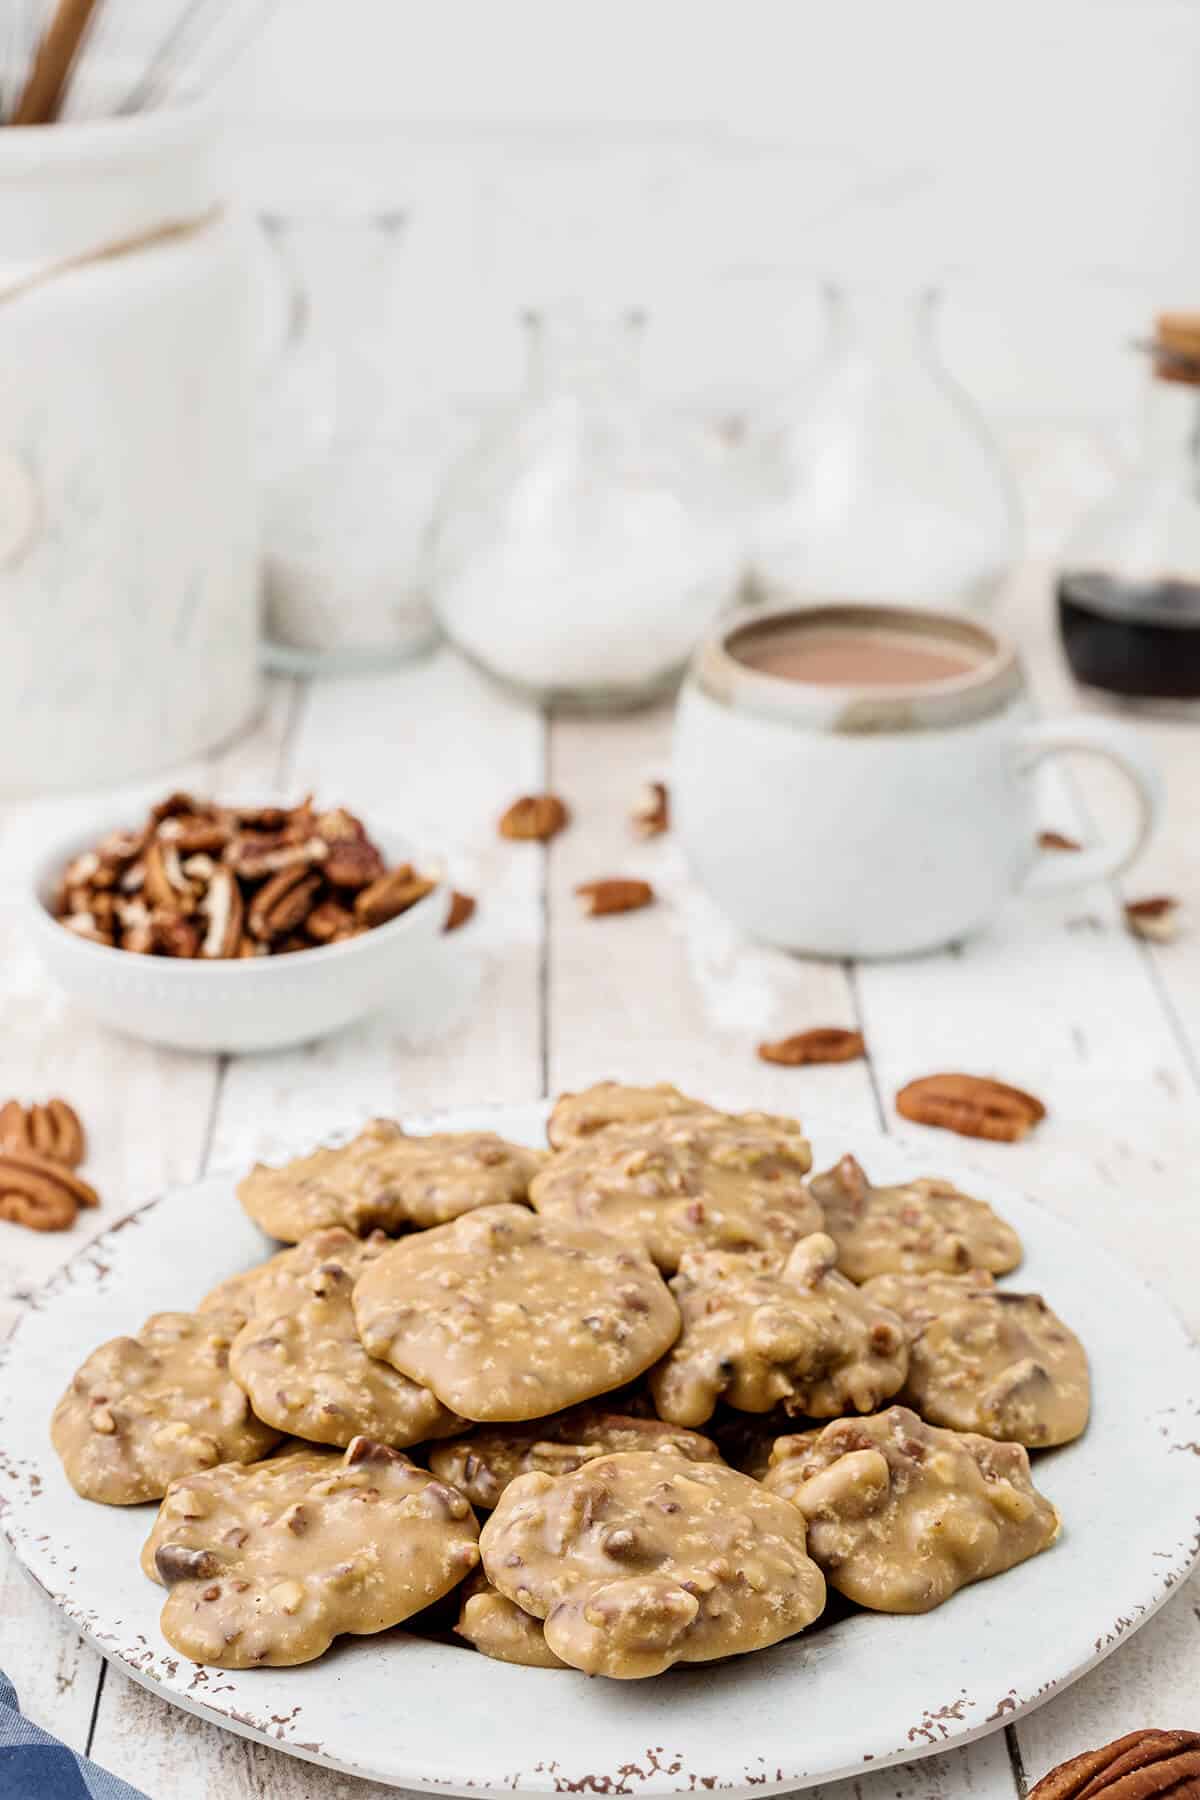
[0,679,298,1752]
[206,649,545,1179]
[545,703,879,1131]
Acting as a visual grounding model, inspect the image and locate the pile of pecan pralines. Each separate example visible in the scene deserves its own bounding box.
[50,794,439,959]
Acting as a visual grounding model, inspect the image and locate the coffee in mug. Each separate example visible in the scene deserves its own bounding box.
[673,603,1162,958]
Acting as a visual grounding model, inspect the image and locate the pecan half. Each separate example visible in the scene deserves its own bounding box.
[0,1098,86,1167]
[499,794,570,841]
[1038,830,1083,852]
[143,839,200,914]
[157,814,232,855]
[575,878,655,917]
[355,867,436,928]
[224,832,327,881]
[630,781,670,839]
[149,911,203,958]
[322,836,386,890]
[895,1072,1045,1143]
[0,1147,99,1232]
[444,890,477,933]
[1124,896,1181,944]
[200,866,244,959]
[305,898,356,944]
[1028,1728,1200,1800]
[248,866,323,942]
[758,1028,866,1067]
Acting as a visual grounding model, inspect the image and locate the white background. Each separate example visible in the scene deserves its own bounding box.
[215,0,1200,536]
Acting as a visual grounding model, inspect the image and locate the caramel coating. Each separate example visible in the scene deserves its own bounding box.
[531,1112,818,1275]
[353,1204,680,1422]
[143,1438,480,1667]
[51,1312,281,1505]
[810,1155,1022,1283]
[480,1450,825,1678]
[456,1569,568,1669]
[547,1082,711,1150]
[429,1406,720,1509]
[911,1296,1089,1448]
[650,1233,909,1427]
[228,1228,461,1448]
[237,1118,546,1242]
[855,1268,997,1330]
[763,1406,1060,1613]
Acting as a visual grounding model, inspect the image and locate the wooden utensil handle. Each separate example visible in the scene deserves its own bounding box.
[12,0,101,127]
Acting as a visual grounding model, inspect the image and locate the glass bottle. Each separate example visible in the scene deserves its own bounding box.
[257,210,441,671]
[1057,313,1200,710]
[751,283,1020,615]
[425,304,744,710]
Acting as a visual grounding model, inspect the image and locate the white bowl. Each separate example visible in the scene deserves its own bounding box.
[25,820,451,1054]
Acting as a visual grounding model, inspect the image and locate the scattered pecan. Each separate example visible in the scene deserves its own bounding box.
[895,1072,1046,1143]
[1038,830,1083,852]
[1027,1728,1200,1800]
[249,866,324,942]
[575,878,655,917]
[630,781,669,839]
[1124,896,1181,943]
[0,1098,86,1167]
[0,1147,99,1233]
[444,890,477,933]
[758,1028,866,1067]
[355,867,436,928]
[499,794,570,841]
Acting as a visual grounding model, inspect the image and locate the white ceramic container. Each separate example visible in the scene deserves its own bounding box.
[25,821,449,1053]
[673,603,1163,958]
[0,99,258,795]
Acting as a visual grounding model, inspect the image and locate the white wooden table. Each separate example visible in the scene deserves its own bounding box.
[2,563,1198,1799]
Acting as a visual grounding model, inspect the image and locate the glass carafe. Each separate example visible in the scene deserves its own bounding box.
[425,305,743,710]
[258,211,441,671]
[1057,313,1200,710]
[751,284,1020,615]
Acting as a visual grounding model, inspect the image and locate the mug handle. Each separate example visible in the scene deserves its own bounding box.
[1017,716,1163,895]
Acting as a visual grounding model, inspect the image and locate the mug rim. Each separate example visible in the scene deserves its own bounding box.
[694,601,1024,734]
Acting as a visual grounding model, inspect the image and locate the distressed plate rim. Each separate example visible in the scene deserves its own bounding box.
[2,1099,1199,1797]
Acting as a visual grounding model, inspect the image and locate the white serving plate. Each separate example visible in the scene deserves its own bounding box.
[2,1103,1199,1796]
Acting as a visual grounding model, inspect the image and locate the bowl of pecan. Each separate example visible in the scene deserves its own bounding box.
[27,795,451,1054]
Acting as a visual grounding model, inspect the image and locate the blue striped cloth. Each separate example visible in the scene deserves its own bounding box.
[0,1673,147,1800]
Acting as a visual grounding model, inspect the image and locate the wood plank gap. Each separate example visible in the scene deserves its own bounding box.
[196,1057,230,1180]
[83,1657,107,1758]
[1005,1723,1030,1798]
[538,706,552,1100]
[845,958,887,1132]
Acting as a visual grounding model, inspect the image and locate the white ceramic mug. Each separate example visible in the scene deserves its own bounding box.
[673,603,1163,958]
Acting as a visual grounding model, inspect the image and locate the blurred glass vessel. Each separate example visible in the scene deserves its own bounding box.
[1057,312,1200,711]
[258,210,442,672]
[426,304,743,710]
[751,283,1020,616]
